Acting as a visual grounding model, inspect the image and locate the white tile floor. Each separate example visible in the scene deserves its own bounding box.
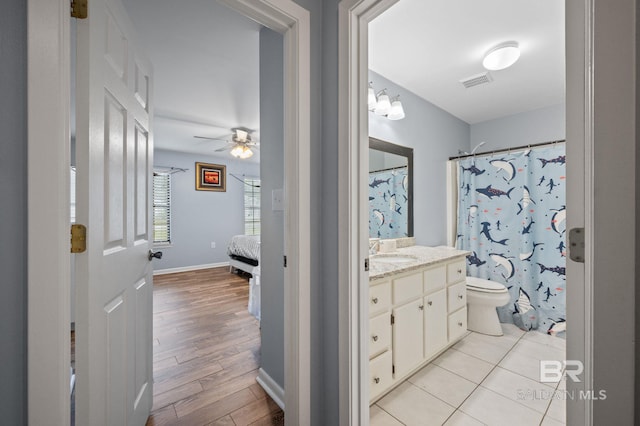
[371,324,566,426]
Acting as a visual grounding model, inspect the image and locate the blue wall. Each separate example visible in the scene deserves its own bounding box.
[369,70,470,246]
[470,103,566,152]
[0,0,27,423]
[152,149,259,270]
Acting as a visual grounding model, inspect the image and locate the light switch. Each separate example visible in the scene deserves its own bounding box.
[272,188,284,211]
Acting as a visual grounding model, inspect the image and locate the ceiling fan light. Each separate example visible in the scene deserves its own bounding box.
[230,145,244,158]
[387,97,405,120]
[368,82,377,110]
[375,91,391,116]
[238,146,254,159]
[482,42,520,71]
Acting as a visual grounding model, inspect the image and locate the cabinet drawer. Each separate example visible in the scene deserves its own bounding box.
[423,266,446,294]
[369,351,393,401]
[392,272,423,304]
[369,312,391,358]
[447,281,467,312]
[448,308,468,342]
[370,281,391,315]
[447,259,466,284]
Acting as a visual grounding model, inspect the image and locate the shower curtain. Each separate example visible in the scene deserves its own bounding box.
[369,166,409,239]
[456,144,566,335]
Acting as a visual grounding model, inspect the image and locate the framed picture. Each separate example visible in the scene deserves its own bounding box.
[195,162,226,192]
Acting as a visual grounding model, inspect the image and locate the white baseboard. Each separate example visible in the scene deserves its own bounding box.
[256,368,285,410]
[153,261,230,276]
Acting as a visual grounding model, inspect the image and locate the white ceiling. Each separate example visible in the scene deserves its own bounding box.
[121,0,565,158]
[122,0,262,160]
[369,0,565,124]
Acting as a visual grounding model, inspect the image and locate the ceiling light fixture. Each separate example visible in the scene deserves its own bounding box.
[368,82,405,120]
[482,42,520,71]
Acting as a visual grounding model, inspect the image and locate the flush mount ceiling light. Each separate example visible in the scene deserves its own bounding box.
[368,82,406,120]
[482,42,520,71]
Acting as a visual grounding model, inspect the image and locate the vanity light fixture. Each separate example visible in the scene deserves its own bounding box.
[368,82,405,120]
[482,41,520,71]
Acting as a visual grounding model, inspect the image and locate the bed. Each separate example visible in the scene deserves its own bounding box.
[227,235,261,320]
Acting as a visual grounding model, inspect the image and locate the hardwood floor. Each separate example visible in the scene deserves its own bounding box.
[146,267,284,426]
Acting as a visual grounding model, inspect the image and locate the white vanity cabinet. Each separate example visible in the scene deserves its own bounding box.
[369,254,468,404]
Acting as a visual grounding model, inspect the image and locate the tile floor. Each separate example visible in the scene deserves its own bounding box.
[371,324,566,426]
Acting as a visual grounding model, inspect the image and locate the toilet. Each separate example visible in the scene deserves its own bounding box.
[466,276,511,336]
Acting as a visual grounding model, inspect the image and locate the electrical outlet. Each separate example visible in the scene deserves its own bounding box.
[211,242,216,249]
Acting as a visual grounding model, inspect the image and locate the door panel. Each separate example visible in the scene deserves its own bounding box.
[76,0,153,424]
[392,299,424,378]
[424,289,447,360]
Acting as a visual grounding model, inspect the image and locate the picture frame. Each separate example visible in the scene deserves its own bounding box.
[195,162,226,192]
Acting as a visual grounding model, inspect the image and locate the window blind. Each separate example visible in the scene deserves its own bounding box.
[244,177,260,236]
[153,172,171,244]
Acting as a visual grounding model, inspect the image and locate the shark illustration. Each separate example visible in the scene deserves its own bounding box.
[467,205,479,222]
[517,186,536,215]
[546,178,559,194]
[476,185,515,200]
[551,206,567,235]
[496,220,501,231]
[557,241,566,256]
[547,318,567,336]
[373,209,385,227]
[519,242,544,261]
[514,288,534,313]
[490,253,515,280]
[402,194,408,203]
[369,177,390,188]
[464,183,471,196]
[537,263,566,276]
[535,282,544,291]
[490,159,516,182]
[402,175,408,192]
[480,222,509,245]
[539,155,566,168]
[522,218,535,235]
[467,251,486,267]
[462,164,486,176]
[544,287,556,302]
[368,196,375,201]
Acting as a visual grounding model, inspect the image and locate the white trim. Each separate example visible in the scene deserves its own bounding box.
[153,262,231,276]
[28,0,311,424]
[27,0,71,425]
[256,368,285,410]
[339,1,595,425]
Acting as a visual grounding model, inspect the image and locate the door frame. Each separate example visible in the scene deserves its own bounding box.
[27,0,311,424]
[338,0,603,424]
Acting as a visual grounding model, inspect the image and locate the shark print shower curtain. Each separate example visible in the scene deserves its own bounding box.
[369,167,409,239]
[456,144,566,336]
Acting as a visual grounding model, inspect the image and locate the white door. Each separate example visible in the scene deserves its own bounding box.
[423,289,447,360]
[75,0,154,424]
[392,299,424,378]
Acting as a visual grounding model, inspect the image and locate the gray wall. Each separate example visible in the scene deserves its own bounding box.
[258,28,286,389]
[470,103,566,152]
[152,149,259,270]
[0,1,27,423]
[369,71,470,246]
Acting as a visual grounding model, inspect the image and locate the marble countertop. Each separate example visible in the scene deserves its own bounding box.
[369,245,470,282]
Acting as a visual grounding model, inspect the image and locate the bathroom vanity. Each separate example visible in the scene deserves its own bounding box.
[368,245,470,403]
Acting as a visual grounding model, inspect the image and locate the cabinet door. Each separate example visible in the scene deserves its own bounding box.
[424,289,447,360]
[393,299,424,378]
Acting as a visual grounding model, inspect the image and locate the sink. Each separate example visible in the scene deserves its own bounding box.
[371,254,417,264]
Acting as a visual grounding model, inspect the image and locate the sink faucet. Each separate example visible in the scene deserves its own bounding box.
[369,238,380,255]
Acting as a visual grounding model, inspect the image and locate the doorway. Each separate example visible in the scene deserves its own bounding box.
[27,0,311,424]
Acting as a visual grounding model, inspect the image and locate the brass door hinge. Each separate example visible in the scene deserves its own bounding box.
[70,224,87,253]
[71,0,88,19]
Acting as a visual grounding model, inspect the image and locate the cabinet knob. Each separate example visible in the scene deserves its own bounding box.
[457,269,463,274]
[458,294,464,300]
[458,322,463,327]
[418,304,424,310]
[427,300,433,306]
[372,335,378,342]
[372,297,379,304]
[374,377,380,384]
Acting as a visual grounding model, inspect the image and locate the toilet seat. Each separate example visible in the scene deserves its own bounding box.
[466,277,507,293]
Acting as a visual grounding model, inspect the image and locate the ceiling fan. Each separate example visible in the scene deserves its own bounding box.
[194,127,259,159]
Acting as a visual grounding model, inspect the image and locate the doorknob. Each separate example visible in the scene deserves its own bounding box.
[148,250,163,261]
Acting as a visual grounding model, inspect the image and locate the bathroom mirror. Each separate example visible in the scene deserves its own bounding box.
[369,137,413,238]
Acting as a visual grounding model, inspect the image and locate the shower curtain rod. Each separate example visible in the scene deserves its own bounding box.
[369,165,408,174]
[448,139,565,161]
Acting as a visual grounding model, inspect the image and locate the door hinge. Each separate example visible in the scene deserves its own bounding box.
[283,255,287,268]
[568,227,585,263]
[71,0,88,19]
[364,258,369,272]
[391,314,394,325]
[392,365,395,375]
[70,224,87,253]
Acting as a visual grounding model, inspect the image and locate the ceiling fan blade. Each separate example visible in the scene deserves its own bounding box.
[214,147,230,152]
[194,135,228,142]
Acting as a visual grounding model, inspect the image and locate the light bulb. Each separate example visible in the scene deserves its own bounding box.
[387,98,405,120]
[230,145,244,157]
[375,91,391,116]
[367,83,377,110]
